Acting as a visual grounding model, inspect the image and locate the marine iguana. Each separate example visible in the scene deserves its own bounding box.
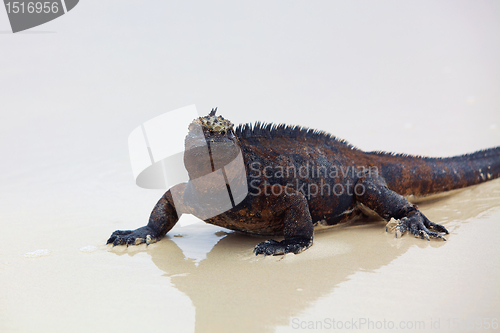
[107,109,500,255]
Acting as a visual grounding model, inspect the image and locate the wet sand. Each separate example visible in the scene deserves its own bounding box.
[1,175,499,332]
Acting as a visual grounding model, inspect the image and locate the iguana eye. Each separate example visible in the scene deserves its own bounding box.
[221,130,226,136]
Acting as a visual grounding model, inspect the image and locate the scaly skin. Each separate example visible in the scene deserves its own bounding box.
[107,110,500,255]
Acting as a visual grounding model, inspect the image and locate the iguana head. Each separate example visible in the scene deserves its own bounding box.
[184,108,241,179]
[188,107,234,136]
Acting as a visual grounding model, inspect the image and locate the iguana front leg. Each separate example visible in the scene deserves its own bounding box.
[355,175,449,240]
[253,185,314,255]
[107,184,185,246]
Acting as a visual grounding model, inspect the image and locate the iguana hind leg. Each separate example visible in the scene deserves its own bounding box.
[355,174,448,240]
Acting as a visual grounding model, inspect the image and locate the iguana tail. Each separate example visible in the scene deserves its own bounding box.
[367,146,500,197]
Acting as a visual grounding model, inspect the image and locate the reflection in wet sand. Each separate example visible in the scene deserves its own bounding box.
[109,178,500,332]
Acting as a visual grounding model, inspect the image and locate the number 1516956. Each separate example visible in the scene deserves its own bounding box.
[5,2,59,14]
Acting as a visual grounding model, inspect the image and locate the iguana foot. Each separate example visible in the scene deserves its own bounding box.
[107,226,159,246]
[388,210,448,241]
[253,237,312,256]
